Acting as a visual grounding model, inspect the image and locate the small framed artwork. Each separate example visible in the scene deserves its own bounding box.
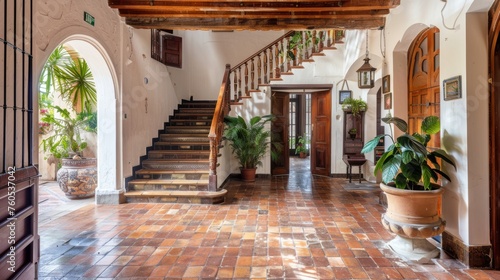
[382,75,390,93]
[384,92,392,109]
[443,75,462,100]
[339,90,352,104]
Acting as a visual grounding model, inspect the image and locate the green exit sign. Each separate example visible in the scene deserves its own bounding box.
[84,12,95,26]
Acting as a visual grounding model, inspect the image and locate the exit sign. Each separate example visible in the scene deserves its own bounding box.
[84,12,95,26]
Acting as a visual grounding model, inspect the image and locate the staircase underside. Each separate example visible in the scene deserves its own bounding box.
[126,99,226,204]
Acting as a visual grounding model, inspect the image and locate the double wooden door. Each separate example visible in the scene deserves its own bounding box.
[271,90,331,176]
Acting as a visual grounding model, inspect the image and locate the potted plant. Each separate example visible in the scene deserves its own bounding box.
[361,115,456,263]
[295,135,308,158]
[40,105,98,199]
[224,115,280,182]
[341,97,367,117]
[348,128,357,139]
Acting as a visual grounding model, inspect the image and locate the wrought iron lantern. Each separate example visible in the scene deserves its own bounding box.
[357,30,376,89]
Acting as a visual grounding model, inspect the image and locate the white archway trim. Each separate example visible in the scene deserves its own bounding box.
[392,23,430,123]
[61,35,124,204]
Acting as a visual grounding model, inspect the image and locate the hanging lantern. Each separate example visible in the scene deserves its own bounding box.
[357,30,376,89]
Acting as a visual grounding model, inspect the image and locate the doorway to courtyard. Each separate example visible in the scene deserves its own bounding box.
[271,87,332,176]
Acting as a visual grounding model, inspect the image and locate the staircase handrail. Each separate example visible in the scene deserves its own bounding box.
[231,30,296,72]
[208,64,231,190]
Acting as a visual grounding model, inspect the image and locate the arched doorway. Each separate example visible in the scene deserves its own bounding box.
[37,36,120,203]
[407,27,441,148]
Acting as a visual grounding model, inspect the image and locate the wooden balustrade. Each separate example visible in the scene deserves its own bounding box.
[226,29,344,101]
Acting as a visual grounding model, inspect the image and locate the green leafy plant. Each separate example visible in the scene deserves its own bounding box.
[39,45,97,114]
[341,97,367,117]
[361,116,456,190]
[224,115,281,169]
[55,58,97,113]
[295,135,308,154]
[40,105,97,160]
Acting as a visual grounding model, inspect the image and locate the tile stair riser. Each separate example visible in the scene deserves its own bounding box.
[163,128,211,134]
[170,115,212,120]
[158,136,209,142]
[134,173,208,180]
[168,121,212,126]
[153,144,210,151]
[129,184,210,192]
[141,162,209,170]
[126,196,223,204]
[178,104,216,108]
[147,152,209,160]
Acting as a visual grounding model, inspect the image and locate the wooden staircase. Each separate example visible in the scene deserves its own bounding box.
[125,99,227,204]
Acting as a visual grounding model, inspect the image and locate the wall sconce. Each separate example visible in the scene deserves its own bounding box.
[356,30,376,89]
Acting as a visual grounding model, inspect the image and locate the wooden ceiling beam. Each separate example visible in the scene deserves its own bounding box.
[125,16,386,30]
[111,4,393,12]
[118,9,390,18]
[109,0,399,30]
[109,0,400,7]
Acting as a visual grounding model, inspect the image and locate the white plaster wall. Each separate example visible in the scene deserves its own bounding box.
[463,7,490,246]
[169,31,284,100]
[121,29,180,179]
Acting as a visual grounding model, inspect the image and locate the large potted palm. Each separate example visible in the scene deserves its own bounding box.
[362,115,456,263]
[40,106,97,198]
[224,115,279,182]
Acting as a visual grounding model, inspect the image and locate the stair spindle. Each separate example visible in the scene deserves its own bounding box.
[327,30,332,47]
[232,71,237,101]
[274,43,280,79]
[269,47,274,82]
[244,63,249,96]
[263,50,268,84]
[319,31,324,52]
[257,54,262,85]
[298,31,303,65]
[312,30,318,53]
[251,58,255,90]
[238,67,242,100]
[286,36,292,72]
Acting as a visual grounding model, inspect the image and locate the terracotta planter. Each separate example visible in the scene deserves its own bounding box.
[380,183,446,263]
[240,167,257,182]
[57,158,97,199]
[299,152,307,158]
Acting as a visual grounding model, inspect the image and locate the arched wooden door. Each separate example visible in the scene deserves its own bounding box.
[408,27,441,148]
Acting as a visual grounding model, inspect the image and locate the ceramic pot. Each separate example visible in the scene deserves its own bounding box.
[240,167,257,182]
[380,182,446,263]
[57,158,97,199]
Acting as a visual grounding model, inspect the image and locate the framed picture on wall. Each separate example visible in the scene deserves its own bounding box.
[443,75,462,100]
[382,75,390,93]
[384,92,392,109]
[339,90,352,104]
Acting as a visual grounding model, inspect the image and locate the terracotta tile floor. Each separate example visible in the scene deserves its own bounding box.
[39,158,500,279]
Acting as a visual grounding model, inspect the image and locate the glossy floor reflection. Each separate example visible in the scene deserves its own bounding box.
[39,157,500,279]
